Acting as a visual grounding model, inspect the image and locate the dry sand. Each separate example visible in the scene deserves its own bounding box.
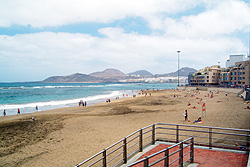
[0,88,249,167]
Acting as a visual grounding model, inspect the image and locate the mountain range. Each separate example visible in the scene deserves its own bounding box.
[42,67,197,83]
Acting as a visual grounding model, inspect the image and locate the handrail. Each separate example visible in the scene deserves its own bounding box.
[127,137,194,167]
[75,123,250,167]
[155,122,250,132]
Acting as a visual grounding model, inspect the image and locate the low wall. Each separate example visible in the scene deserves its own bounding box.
[178,86,243,94]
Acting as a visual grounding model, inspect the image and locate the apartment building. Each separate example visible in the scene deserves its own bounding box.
[220,60,249,87]
[190,65,221,86]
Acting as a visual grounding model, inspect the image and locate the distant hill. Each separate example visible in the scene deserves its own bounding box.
[42,67,197,83]
[156,67,197,77]
[89,68,126,80]
[128,70,153,76]
[42,73,100,83]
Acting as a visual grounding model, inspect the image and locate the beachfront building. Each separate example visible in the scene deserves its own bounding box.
[220,60,249,87]
[190,65,221,86]
[220,68,231,87]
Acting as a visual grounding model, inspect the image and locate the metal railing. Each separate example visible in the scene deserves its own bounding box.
[75,123,250,167]
[127,137,194,167]
[237,88,245,96]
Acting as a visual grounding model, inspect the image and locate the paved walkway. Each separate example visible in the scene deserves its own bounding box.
[131,143,248,167]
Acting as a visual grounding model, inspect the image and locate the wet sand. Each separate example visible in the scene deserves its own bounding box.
[0,88,249,166]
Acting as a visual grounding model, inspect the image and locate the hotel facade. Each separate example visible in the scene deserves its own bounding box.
[220,60,249,87]
[190,60,250,87]
[190,65,221,86]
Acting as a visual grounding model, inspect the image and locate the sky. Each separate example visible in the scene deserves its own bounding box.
[0,0,250,82]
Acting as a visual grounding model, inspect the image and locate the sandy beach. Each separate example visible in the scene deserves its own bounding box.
[0,88,250,167]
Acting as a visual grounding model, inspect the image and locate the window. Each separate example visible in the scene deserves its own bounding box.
[243,77,245,79]
[231,77,233,80]
[239,72,241,75]
[231,72,233,75]
[243,72,245,74]
[239,77,241,80]
[234,77,237,80]
[234,72,237,75]
[226,77,228,80]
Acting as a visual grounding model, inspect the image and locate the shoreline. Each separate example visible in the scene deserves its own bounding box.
[0,90,142,123]
[0,89,137,117]
[0,88,249,167]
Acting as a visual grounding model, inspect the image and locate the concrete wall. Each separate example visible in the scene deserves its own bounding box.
[178,86,243,94]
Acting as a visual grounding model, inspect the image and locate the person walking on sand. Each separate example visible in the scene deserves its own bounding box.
[183,110,188,121]
[17,108,20,115]
[3,110,6,116]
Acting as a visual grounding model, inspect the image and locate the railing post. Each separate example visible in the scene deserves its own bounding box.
[190,137,194,163]
[179,142,183,167]
[164,148,169,167]
[144,156,149,167]
[176,125,179,143]
[123,137,127,164]
[152,124,155,145]
[139,129,143,152]
[209,128,212,149]
[103,149,107,167]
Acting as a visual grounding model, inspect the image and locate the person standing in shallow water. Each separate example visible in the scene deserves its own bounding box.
[3,110,6,116]
[17,108,20,115]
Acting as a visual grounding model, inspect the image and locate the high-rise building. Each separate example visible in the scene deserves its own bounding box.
[226,55,246,68]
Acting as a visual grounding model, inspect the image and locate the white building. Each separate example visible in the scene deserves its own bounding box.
[226,55,247,68]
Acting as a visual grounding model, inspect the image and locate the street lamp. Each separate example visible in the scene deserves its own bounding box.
[177,51,181,87]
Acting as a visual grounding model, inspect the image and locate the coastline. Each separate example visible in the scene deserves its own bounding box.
[0,82,178,116]
[0,88,249,167]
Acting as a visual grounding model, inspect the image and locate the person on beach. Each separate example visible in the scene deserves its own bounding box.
[193,117,202,123]
[36,106,38,111]
[17,108,20,115]
[85,101,87,107]
[3,110,6,116]
[79,100,84,107]
[183,110,188,121]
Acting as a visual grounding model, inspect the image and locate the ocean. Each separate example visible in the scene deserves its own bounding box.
[0,82,177,116]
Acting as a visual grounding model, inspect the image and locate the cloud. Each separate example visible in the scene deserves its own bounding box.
[0,0,209,28]
[147,0,250,37]
[0,28,247,81]
[0,0,249,82]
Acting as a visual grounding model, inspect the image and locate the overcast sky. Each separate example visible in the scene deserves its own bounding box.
[0,0,249,82]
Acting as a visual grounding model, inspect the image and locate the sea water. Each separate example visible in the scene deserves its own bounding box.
[0,82,177,116]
